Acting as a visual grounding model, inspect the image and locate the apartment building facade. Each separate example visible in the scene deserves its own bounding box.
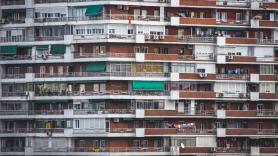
[0,0,277,155]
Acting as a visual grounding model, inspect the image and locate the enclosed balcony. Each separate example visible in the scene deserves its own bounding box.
[145,128,215,136]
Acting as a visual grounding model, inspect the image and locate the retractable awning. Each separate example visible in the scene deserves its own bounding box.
[0,46,17,55]
[132,81,165,90]
[85,5,103,16]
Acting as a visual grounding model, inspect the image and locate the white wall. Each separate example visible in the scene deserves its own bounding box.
[196,63,216,74]
[164,100,175,110]
[214,82,246,93]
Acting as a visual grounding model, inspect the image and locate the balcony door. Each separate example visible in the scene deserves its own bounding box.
[134,9,140,20]
[257,104,264,115]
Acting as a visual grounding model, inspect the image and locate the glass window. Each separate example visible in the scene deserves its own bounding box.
[260,64,274,74]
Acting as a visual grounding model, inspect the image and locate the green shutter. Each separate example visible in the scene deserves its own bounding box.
[36,45,49,51]
[0,46,17,55]
[86,63,106,72]
[50,44,66,54]
[85,5,102,16]
[132,81,165,91]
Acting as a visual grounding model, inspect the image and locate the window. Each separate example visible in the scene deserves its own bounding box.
[75,120,80,129]
[171,138,196,147]
[109,29,115,34]
[260,64,274,74]
[128,29,134,34]
[133,140,148,148]
[171,63,196,73]
[260,82,275,93]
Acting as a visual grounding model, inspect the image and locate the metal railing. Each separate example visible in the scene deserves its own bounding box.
[1,0,25,5]
[0,128,64,133]
[34,146,170,152]
[73,128,135,133]
[216,19,249,25]
[34,72,169,78]
[1,74,25,79]
[35,90,169,96]
[1,147,25,152]
[257,109,278,117]
[0,36,64,43]
[34,14,162,23]
[73,52,135,58]
[74,109,135,115]
[216,0,250,7]
[177,129,216,135]
[216,74,249,80]
[213,147,249,153]
[1,92,26,97]
[0,55,32,61]
[34,0,168,4]
[73,34,135,40]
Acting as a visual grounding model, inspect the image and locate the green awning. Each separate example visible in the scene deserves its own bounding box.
[0,46,17,55]
[216,27,246,31]
[50,44,66,54]
[132,81,165,91]
[85,5,102,16]
[34,100,69,104]
[86,63,106,72]
[36,45,49,51]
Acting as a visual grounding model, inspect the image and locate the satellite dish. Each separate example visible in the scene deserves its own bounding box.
[180,143,185,149]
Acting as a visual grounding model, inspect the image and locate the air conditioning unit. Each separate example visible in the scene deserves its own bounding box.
[199,72,207,78]
[113,118,119,122]
[46,130,52,137]
[218,93,224,97]
[209,53,214,59]
[228,55,234,60]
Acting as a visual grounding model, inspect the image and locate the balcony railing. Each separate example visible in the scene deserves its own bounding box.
[216,0,250,7]
[34,72,169,78]
[1,92,26,97]
[1,0,25,5]
[0,128,64,133]
[34,146,170,153]
[216,74,249,80]
[213,147,249,153]
[74,109,135,115]
[34,0,169,3]
[1,74,25,79]
[216,19,249,25]
[1,147,25,152]
[226,128,278,135]
[156,35,216,43]
[34,14,162,23]
[0,36,64,43]
[257,109,278,117]
[73,128,135,134]
[74,52,134,58]
[2,18,25,24]
[73,34,135,40]
[0,55,32,61]
[35,90,169,96]
[0,110,64,115]
[145,109,215,117]
[145,128,215,135]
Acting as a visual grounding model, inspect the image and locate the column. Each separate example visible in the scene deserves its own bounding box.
[159,6,164,22]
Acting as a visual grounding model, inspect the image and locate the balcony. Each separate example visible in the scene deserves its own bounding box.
[73,34,135,42]
[151,35,216,43]
[180,0,216,6]
[74,109,135,115]
[225,128,277,136]
[1,0,25,5]
[180,18,217,26]
[259,93,278,100]
[216,19,249,26]
[34,90,169,97]
[222,110,278,118]
[260,2,278,9]
[216,0,250,7]
[0,36,64,43]
[260,74,278,81]
[1,92,26,97]
[179,73,216,81]
[226,38,257,44]
[216,74,249,80]
[74,52,134,59]
[213,147,249,153]
[179,91,216,99]
[144,110,215,117]
[180,147,211,154]
[34,14,162,24]
[34,146,170,153]
[259,147,278,154]
[145,128,215,136]
[0,128,64,134]
[259,20,278,28]
[0,55,32,61]
[226,56,257,63]
[1,74,25,79]
[73,128,135,135]
[2,18,25,24]
[34,0,169,4]
[1,147,25,152]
